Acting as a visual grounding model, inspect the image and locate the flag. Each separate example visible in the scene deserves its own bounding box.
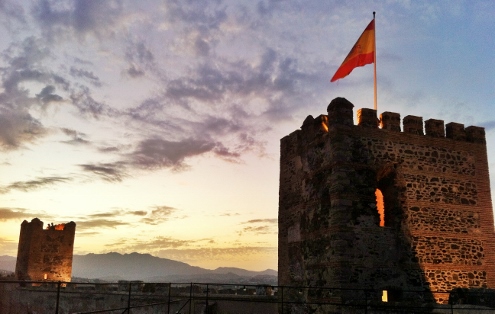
[331,19,375,82]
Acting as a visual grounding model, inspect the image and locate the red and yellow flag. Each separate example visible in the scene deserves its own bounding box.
[331,19,375,82]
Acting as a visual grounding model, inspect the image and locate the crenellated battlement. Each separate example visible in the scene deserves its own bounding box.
[296,97,486,144]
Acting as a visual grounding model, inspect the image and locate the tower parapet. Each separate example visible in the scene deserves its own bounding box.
[324,99,486,143]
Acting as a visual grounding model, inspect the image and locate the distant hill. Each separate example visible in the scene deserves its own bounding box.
[73,252,277,284]
[0,255,16,273]
[212,267,277,277]
[0,252,277,285]
[72,252,206,280]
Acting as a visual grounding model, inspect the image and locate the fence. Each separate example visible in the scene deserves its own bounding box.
[1,279,494,313]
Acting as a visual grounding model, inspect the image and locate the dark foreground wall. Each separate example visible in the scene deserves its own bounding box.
[2,282,495,313]
[0,283,278,314]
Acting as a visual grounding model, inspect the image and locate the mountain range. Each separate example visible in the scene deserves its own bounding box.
[0,253,277,284]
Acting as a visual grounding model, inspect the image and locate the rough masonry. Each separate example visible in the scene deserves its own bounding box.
[15,218,76,282]
[278,97,495,310]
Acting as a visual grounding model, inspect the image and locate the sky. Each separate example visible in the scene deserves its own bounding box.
[0,0,494,271]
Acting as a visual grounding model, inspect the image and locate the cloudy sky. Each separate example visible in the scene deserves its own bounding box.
[0,0,494,271]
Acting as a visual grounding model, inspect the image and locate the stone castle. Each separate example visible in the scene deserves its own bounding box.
[278,98,495,307]
[15,218,76,282]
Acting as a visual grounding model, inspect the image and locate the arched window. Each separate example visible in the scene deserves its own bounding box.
[376,165,400,228]
[375,188,385,227]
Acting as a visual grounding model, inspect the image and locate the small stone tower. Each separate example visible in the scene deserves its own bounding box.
[278,98,495,310]
[15,218,76,282]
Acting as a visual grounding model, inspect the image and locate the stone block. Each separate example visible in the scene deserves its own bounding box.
[327,97,354,126]
[466,126,486,144]
[446,122,466,141]
[425,119,445,137]
[380,112,401,131]
[357,108,378,128]
[403,115,423,135]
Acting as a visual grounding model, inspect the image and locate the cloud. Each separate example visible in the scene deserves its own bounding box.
[0,0,319,189]
[76,218,129,230]
[69,86,111,118]
[87,211,122,219]
[0,207,31,221]
[98,146,121,153]
[239,218,278,235]
[79,162,127,182]
[107,236,192,251]
[0,176,71,194]
[0,0,26,27]
[35,85,63,105]
[129,137,216,170]
[167,0,227,26]
[129,210,147,216]
[481,121,495,131]
[256,0,285,17]
[69,67,101,87]
[155,246,277,266]
[0,236,18,254]
[243,219,278,224]
[141,206,178,225]
[117,47,313,170]
[60,127,90,145]
[0,109,47,150]
[240,225,275,235]
[220,212,240,217]
[163,48,311,119]
[84,208,166,224]
[126,65,145,78]
[0,37,66,149]
[124,41,156,78]
[32,0,125,41]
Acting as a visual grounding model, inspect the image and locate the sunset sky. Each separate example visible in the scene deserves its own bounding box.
[0,1,494,271]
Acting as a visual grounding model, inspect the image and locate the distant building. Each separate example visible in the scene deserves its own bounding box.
[15,218,76,282]
[278,98,495,310]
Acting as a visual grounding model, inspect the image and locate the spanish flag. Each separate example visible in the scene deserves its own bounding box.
[331,19,375,82]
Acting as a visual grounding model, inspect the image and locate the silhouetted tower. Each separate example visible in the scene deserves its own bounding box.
[15,218,76,282]
[278,98,495,311]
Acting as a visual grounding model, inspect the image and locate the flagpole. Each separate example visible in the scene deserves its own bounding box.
[373,11,377,111]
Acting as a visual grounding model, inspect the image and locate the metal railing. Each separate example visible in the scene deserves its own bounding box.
[1,279,495,313]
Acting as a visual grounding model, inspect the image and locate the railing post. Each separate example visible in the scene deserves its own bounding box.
[55,281,61,314]
[364,289,368,314]
[281,286,284,314]
[189,283,193,314]
[127,282,132,313]
[167,283,171,314]
[206,284,209,314]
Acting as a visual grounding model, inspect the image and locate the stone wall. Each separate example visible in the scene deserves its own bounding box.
[15,218,76,282]
[0,283,279,314]
[278,97,495,310]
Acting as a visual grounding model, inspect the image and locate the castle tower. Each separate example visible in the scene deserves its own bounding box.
[15,218,76,282]
[278,98,495,309]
